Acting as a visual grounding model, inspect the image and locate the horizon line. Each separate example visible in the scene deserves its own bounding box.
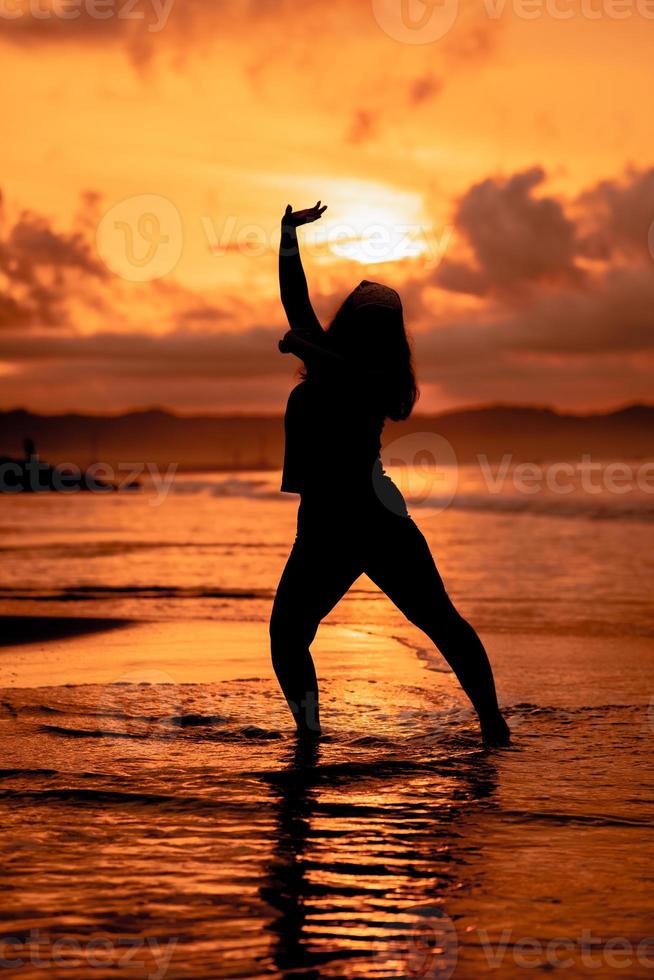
[2,401,653,421]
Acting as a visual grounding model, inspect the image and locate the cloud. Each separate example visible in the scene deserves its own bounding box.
[0,196,107,327]
[2,165,653,414]
[416,263,654,407]
[0,325,288,379]
[0,0,505,78]
[431,260,488,297]
[423,263,654,364]
[435,167,581,296]
[345,109,378,146]
[435,165,654,300]
[0,187,262,335]
[408,73,443,106]
[575,167,654,261]
[406,165,654,407]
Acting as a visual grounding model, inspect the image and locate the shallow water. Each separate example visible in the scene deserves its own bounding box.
[1,467,653,638]
[1,472,654,978]
[2,655,654,978]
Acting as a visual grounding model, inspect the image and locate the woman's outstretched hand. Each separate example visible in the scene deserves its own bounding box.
[282,201,327,228]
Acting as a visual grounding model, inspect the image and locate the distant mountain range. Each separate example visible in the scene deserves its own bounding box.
[0,404,652,470]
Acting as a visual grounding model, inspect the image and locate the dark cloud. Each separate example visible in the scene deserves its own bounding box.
[405,165,654,406]
[435,167,581,296]
[436,165,654,300]
[412,259,654,407]
[576,167,654,261]
[0,0,504,75]
[424,264,654,362]
[0,199,106,327]
[6,212,104,275]
[0,325,287,379]
[431,260,488,297]
[408,73,443,106]
[2,166,653,413]
[345,109,378,146]
[174,304,230,328]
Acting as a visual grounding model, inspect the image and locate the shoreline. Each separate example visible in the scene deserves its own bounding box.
[1,615,652,716]
[0,614,436,693]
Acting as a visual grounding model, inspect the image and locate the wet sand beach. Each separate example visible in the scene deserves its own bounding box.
[1,613,653,978]
[2,474,653,977]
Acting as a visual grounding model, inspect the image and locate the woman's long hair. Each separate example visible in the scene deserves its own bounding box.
[321,291,419,421]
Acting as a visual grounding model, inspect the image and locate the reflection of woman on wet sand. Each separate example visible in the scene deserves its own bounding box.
[261,739,501,976]
[271,201,510,746]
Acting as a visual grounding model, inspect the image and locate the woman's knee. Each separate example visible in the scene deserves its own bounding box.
[411,598,466,644]
[269,605,316,659]
[269,605,289,651]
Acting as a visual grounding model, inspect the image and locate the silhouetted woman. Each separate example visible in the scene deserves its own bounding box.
[271,202,510,746]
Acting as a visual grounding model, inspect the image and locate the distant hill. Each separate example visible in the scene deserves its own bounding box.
[0,404,652,470]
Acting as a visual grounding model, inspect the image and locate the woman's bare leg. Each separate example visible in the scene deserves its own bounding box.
[365,514,510,745]
[270,523,361,737]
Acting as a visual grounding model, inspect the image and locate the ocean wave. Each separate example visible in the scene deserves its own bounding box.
[410,492,654,521]
[501,808,651,828]
[0,540,280,557]
[0,584,375,603]
[0,787,233,809]
[0,767,59,779]
[0,584,275,602]
[165,474,654,521]
[39,722,284,742]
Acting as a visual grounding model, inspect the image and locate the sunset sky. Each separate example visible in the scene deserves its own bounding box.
[1,0,653,413]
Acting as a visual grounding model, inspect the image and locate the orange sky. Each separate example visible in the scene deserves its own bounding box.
[0,0,653,413]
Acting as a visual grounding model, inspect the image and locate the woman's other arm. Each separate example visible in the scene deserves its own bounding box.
[278,329,386,386]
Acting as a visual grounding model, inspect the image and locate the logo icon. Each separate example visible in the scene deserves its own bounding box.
[376,431,458,516]
[372,0,459,44]
[373,905,458,978]
[96,194,183,281]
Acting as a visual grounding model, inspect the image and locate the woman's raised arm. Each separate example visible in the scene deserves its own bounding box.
[279,202,327,336]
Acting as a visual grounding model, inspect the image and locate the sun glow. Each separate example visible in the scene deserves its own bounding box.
[303,179,431,265]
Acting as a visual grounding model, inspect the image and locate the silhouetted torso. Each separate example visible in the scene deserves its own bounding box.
[281,375,385,501]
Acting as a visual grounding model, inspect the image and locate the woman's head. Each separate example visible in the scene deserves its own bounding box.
[326,280,418,421]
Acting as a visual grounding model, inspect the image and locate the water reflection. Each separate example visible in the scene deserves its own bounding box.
[261,739,323,977]
[262,738,500,978]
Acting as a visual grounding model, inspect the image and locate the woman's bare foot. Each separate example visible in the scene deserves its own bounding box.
[480,711,511,747]
[295,723,322,740]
